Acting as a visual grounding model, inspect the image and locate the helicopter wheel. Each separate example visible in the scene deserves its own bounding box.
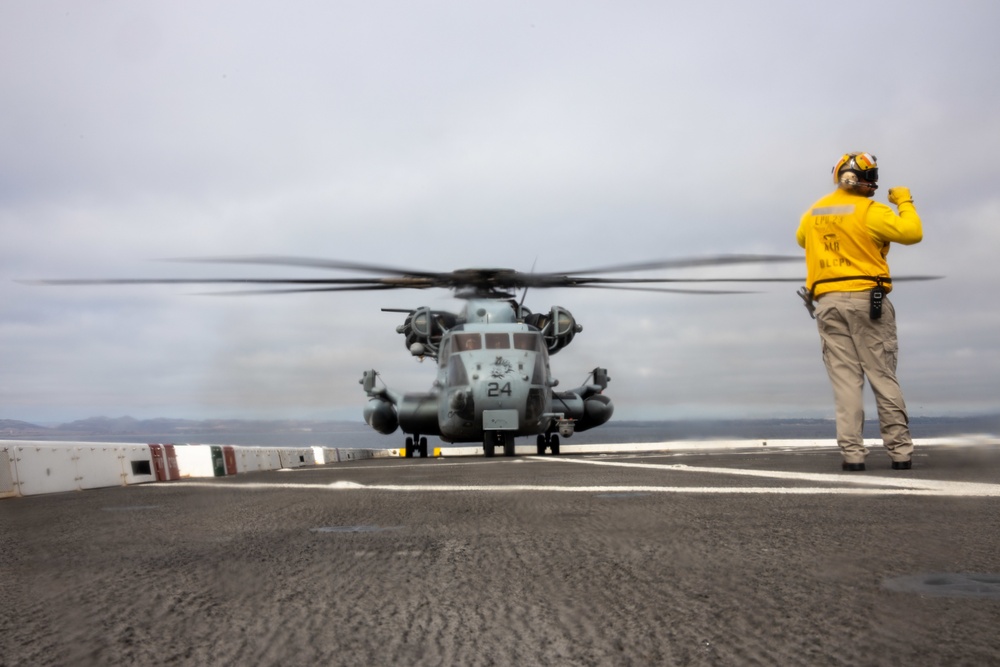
[404,437,414,458]
[550,434,560,455]
[502,433,515,457]
[418,437,428,458]
[536,434,547,455]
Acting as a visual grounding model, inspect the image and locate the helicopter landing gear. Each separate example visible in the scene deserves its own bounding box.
[483,431,515,457]
[404,435,428,458]
[536,433,561,455]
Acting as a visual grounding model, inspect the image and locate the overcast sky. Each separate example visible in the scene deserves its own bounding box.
[3,1,999,428]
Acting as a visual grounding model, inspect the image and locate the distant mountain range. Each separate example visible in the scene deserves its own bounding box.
[1,416,367,437]
[2,414,998,447]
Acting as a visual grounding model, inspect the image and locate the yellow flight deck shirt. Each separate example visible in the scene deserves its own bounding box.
[796,189,922,298]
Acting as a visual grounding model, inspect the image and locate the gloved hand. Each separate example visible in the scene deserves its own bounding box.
[888,187,913,205]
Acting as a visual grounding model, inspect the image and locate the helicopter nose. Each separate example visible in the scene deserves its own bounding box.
[449,389,470,411]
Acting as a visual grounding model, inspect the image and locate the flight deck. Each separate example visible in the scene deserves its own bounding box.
[3,441,999,666]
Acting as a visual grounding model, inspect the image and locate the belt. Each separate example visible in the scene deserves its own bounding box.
[816,290,873,300]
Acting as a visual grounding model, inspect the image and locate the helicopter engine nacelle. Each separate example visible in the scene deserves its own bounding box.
[581,393,613,431]
[398,393,440,436]
[397,307,457,359]
[553,391,614,432]
[364,397,399,435]
[525,306,582,355]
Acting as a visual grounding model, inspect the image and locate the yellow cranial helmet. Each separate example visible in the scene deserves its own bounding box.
[833,152,879,188]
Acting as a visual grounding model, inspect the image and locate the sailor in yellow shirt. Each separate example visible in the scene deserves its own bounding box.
[796,152,923,471]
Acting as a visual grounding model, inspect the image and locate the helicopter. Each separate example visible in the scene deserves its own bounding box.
[361,296,605,458]
[26,253,821,457]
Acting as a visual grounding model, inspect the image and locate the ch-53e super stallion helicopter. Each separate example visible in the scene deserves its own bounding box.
[355,255,804,458]
[27,254,811,457]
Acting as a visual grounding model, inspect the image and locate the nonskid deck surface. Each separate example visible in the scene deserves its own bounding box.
[4,442,1000,666]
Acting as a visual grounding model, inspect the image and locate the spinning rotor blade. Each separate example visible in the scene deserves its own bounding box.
[20,277,398,287]
[514,254,803,289]
[18,278,440,296]
[587,285,759,295]
[555,254,802,276]
[574,275,945,296]
[21,253,940,297]
[565,275,944,285]
[196,285,406,296]
[165,255,447,280]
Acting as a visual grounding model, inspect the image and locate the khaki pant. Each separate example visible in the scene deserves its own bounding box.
[815,291,913,464]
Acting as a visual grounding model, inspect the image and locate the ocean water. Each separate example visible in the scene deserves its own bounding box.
[6,416,997,449]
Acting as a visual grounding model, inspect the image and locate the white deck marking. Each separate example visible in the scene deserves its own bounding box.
[537,456,1000,497]
[157,482,1000,496]
[157,454,1000,498]
[544,456,1000,496]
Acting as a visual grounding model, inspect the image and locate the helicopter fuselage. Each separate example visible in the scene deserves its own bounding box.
[361,297,613,456]
[432,321,552,442]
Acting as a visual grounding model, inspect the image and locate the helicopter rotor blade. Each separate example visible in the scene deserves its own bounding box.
[554,254,802,276]
[163,253,803,284]
[559,274,944,290]
[163,255,447,279]
[518,273,945,289]
[872,275,944,282]
[194,284,408,296]
[19,277,400,287]
[19,276,447,293]
[20,251,942,297]
[586,285,759,295]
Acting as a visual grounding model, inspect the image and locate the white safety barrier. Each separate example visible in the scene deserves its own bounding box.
[0,441,394,499]
[239,447,284,473]
[278,448,316,469]
[1,442,158,496]
[317,447,395,463]
[1,446,16,499]
[173,445,217,479]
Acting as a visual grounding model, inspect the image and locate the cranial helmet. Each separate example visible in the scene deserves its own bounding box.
[833,152,878,194]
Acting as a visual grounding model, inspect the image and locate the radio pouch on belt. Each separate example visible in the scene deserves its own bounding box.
[869,282,885,320]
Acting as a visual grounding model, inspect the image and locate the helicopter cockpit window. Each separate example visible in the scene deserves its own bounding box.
[513,333,540,352]
[454,333,481,351]
[484,333,510,350]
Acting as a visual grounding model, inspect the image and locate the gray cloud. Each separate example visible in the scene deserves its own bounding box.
[3,1,999,424]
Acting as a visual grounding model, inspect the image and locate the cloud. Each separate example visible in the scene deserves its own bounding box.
[2,1,999,425]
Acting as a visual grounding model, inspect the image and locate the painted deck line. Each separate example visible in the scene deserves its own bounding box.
[157,470,1000,498]
[539,456,1000,496]
[434,436,1000,457]
[151,482,1000,497]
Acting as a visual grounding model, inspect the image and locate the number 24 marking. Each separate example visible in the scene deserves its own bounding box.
[487,382,512,397]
